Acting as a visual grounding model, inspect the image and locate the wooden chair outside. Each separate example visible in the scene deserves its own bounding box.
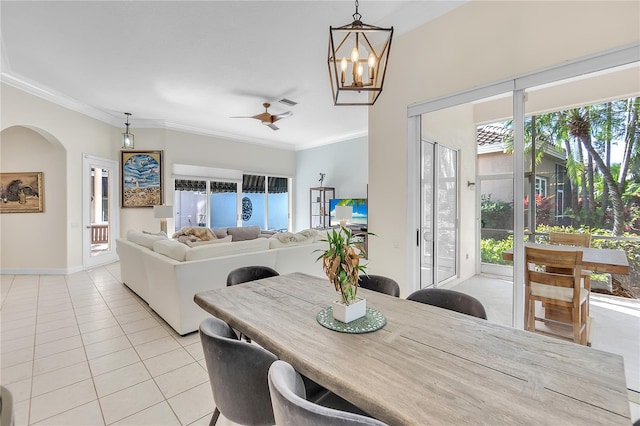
[549,231,592,315]
[549,232,591,248]
[525,246,589,345]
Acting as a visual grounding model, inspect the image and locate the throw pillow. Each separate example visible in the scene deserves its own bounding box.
[211,228,228,239]
[142,230,168,237]
[296,229,318,239]
[172,226,217,241]
[275,231,308,243]
[227,226,260,241]
[176,235,199,244]
[186,235,232,247]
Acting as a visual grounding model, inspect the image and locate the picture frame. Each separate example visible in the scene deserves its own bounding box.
[0,172,44,213]
[121,150,163,208]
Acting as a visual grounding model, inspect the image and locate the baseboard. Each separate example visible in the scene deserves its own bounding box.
[0,265,84,275]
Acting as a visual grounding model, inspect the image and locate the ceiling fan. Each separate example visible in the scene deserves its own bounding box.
[232,103,293,131]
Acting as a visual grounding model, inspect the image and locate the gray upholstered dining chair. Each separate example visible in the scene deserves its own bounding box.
[226,265,279,342]
[406,288,487,320]
[357,275,400,297]
[199,316,277,426]
[226,265,279,286]
[0,386,15,426]
[268,360,388,426]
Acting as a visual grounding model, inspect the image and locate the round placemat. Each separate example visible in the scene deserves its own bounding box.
[316,306,387,334]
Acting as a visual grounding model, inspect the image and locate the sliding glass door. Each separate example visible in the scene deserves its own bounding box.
[420,138,458,288]
[174,174,290,232]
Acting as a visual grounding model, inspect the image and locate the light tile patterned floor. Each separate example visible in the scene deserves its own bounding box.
[2,265,638,424]
[0,263,240,426]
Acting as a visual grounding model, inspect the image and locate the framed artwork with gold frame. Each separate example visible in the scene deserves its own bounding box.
[121,150,163,208]
[0,172,44,213]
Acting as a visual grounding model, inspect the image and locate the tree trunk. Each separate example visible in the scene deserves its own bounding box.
[587,151,595,219]
[619,97,639,193]
[569,109,625,234]
[576,141,588,217]
[602,103,612,213]
[581,135,625,234]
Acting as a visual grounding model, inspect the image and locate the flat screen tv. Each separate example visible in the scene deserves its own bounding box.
[329,198,367,228]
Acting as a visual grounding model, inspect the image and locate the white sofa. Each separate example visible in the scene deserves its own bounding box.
[116,229,327,335]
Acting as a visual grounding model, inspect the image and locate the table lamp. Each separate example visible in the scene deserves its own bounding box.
[154,205,174,234]
[335,205,353,228]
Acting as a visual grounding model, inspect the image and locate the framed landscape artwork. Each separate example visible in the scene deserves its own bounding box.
[0,172,44,213]
[121,150,163,207]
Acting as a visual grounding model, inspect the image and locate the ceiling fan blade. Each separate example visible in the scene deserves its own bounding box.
[267,123,279,131]
[230,116,255,119]
[273,111,293,120]
[271,111,292,124]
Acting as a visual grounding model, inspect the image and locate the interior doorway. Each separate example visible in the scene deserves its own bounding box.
[83,154,119,269]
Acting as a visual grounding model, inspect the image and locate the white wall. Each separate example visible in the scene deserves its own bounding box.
[368,1,640,294]
[294,136,367,231]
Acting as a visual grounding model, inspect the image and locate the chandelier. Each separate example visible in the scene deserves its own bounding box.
[327,0,393,106]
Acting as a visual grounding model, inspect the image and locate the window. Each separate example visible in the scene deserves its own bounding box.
[241,174,290,231]
[173,166,290,232]
[534,176,547,197]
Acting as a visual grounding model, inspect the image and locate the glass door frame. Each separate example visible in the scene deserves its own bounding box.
[82,154,119,269]
[406,42,639,329]
[420,139,460,289]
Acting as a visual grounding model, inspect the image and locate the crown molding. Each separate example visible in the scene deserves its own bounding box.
[294,128,368,151]
[1,71,365,151]
[163,122,297,151]
[1,72,119,125]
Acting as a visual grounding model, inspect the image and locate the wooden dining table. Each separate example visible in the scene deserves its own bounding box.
[502,242,630,274]
[194,273,631,425]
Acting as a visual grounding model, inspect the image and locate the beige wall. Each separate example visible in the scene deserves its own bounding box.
[1,84,116,272]
[1,84,296,273]
[120,128,296,235]
[368,1,640,293]
[0,126,67,270]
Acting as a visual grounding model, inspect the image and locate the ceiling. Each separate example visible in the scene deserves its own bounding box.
[1,1,465,150]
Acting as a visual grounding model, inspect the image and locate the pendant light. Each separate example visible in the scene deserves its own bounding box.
[122,112,134,149]
[328,0,393,106]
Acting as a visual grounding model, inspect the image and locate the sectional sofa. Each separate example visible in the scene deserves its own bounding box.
[116,227,328,335]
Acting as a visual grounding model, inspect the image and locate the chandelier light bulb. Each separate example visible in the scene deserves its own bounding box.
[351,47,359,63]
[340,57,347,85]
[368,53,376,80]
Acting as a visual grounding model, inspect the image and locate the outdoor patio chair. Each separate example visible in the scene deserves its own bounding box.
[524,246,589,345]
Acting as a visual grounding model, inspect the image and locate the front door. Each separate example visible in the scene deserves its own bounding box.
[83,154,119,269]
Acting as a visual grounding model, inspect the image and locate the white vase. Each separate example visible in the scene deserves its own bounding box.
[332,298,366,323]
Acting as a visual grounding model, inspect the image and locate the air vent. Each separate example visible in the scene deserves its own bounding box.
[279,98,298,107]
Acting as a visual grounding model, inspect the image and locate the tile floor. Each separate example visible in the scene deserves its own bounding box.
[2,264,638,424]
[0,263,240,426]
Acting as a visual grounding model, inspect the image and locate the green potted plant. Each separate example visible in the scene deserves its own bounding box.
[316,227,368,322]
